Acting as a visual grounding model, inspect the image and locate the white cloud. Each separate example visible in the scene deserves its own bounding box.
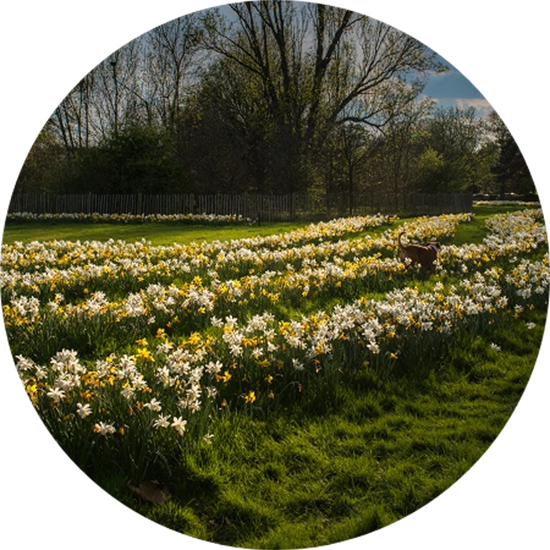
[455,98,494,116]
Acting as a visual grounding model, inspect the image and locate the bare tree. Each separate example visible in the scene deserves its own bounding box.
[143,14,204,131]
[204,1,441,148]
[378,94,434,207]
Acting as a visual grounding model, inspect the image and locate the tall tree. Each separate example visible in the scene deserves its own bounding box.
[373,95,433,207]
[486,111,535,197]
[144,14,204,131]
[416,106,488,192]
[203,0,442,192]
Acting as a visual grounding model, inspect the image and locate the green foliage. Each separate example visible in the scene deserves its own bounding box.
[487,111,536,196]
[16,124,70,193]
[68,125,188,194]
[415,147,450,191]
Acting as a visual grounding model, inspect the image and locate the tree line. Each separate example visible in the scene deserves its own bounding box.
[15,1,535,201]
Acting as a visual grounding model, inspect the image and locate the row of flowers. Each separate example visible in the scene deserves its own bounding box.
[2,212,540,333]
[473,200,540,207]
[2,212,395,274]
[6,211,254,225]
[0,212,467,303]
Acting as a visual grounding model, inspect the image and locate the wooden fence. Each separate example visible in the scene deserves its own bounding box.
[8,192,473,221]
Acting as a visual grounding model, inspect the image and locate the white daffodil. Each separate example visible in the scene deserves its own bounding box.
[292,358,305,371]
[120,386,136,401]
[156,341,174,355]
[46,388,65,403]
[153,414,170,430]
[93,422,116,435]
[170,416,187,435]
[211,316,224,328]
[224,315,239,328]
[206,386,218,398]
[205,360,223,375]
[187,399,201,413]
[76,402,92,419]
[143,398,162,412]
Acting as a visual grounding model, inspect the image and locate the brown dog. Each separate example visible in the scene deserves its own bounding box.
[398,232,441,272]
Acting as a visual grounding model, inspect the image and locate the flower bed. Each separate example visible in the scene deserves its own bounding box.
[3,209,548,478]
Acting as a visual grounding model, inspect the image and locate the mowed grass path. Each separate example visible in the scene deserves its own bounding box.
[2,204,534,246]
[2,219,311,246]
[2,206,546,548]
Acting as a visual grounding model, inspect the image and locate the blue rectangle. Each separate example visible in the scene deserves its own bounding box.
[469,15,550,81]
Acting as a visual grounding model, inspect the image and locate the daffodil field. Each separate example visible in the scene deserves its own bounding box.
[2,208,549,492]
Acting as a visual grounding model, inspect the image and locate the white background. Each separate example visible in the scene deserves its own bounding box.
[366,0,548,15]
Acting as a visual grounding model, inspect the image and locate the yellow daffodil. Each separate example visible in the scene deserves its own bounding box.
[243,391,256,404]
[136,348,154,362]
[221,371,232,383]
[188,333,202,346]
[79,390,93,401]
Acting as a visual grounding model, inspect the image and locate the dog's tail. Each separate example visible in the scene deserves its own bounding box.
[397,232,406,249]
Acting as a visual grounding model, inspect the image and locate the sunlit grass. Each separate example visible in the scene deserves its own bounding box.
[2,219,311,246]
[2,204,518,246]
[94,307,544,548]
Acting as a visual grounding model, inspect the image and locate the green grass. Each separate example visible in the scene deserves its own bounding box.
[96,307,544,548]
[1,220,311,246]
[2,204,526,247]
[2,204,546,547]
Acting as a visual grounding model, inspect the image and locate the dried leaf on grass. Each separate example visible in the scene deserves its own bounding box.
[128,480,171,504]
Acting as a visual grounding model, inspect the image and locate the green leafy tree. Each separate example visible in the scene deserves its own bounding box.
[487,111,535,197]
[415,147,452,192]
[415,106,490,192]
[15,123,69,193]
[72,125,186,194]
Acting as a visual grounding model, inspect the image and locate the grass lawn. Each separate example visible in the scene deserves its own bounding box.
[0,206,520,246]
[2,204,537,247]
[2,204,547,548]
[99,308,544,548]
[1,219,311,246]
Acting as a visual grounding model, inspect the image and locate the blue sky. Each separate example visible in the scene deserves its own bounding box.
[423,55,493,116]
